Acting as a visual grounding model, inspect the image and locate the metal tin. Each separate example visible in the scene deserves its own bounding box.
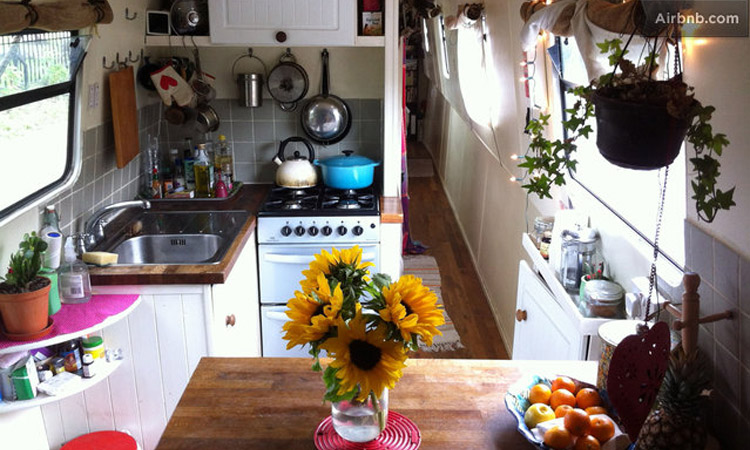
[596,320,640,390]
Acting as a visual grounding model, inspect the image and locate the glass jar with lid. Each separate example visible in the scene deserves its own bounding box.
[580,280,624,318]
[530,216,554,249]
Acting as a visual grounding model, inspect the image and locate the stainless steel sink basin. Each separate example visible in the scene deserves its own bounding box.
[95,210,249,265]
[113,234,225,264]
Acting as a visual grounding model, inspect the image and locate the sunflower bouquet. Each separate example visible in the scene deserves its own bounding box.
[282,246,445,411]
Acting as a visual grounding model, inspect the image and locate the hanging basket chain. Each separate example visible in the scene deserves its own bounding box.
[643,166,670,327]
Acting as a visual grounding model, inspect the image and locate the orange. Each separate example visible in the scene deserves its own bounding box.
[574,435,601,450]
[585,406,608,416]
[551,376,577,393]
[543,425,573,450]
[575,388,601,409]
[589,416,615,443]
[563,408,591,436]
[549,388,576,410]
[528,383,552,405]
[555,404,574,418]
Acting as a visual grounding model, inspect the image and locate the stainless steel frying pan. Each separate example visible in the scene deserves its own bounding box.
[300,49,352,145]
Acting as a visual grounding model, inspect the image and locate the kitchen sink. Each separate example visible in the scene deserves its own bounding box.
[95,210,249,265]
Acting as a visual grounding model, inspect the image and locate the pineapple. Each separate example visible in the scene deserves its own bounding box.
[635,348,710,450]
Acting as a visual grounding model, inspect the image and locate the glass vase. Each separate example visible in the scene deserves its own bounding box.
[331,388,389,442]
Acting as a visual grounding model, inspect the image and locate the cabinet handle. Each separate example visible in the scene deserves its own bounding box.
[226,314,236,327]
[515,309,527,322]
[275,31,287,43]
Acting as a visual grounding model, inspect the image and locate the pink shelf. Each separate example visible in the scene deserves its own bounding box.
[0,294,140,354]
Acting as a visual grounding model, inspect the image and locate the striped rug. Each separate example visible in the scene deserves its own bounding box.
[403,255,465,352]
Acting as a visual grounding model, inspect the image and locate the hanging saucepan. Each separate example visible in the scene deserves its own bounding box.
[267,48,309,112]
[301,49,352,145]
[315,151,380,190]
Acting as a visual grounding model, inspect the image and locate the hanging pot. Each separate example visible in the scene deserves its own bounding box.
[195,103,220,133]
[315,151,380,190]
[267,48,309,112]
[273,137,318,188]
[301,49,352,145]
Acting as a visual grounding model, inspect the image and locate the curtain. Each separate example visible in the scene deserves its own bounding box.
[0,1,113,35]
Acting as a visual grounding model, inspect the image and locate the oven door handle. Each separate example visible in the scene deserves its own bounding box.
[264,252,377,264]
[264,310,290,321]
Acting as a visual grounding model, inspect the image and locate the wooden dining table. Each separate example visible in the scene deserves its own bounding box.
[156,357,597,449]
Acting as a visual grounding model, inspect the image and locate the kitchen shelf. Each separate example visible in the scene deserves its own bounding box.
[521,233,612,335]
[0,360,122,414]
[355,36,385,47]
[0,295,141,355]
[145,35,385,48]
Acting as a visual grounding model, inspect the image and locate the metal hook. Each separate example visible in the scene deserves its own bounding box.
[128,49,142,64]
[125,8,137,21]
[102,55,116,70]
[115,52,128,68]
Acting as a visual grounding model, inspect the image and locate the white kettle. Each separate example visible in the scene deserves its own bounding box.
[273,137,318,188]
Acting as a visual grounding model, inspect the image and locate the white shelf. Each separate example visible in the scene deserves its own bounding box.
[521,233,613,335]
[145,35,384,48]
[0,360,122,414]
[355,36,385,47]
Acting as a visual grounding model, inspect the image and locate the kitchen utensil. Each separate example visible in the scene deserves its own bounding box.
[232,50,268,108]
[191,47,216,104]
[267,48,309,112]
[559,227,600,292]
[150,64,195,107]
[315,150,380,190]
[137,56,161,91]
[273,137,318,188]
[300,49,352,145]
[195,103,219,133]
[109,66,139,169]
[170,0,209,35]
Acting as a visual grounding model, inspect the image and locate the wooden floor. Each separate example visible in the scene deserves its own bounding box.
[407,142,509,360]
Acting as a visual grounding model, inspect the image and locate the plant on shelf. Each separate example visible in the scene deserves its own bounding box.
[0,232,52,336]
[282,246,445,442]
[519,38,735,223]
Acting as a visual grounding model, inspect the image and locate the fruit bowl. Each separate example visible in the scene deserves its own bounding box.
[504,374,629,450]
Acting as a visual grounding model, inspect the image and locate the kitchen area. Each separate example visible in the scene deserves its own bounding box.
[0,0,748,449]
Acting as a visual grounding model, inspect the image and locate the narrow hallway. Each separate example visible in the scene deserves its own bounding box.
[407,142,509,360]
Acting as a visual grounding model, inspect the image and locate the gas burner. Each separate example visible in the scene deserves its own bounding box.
[336,198,361,209]
[259,184,379,216]
[282,201,304,210]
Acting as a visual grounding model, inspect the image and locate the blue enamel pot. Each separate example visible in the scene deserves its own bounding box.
[314,151,381,190]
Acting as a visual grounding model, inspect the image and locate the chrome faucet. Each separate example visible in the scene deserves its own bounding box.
[83,200,151,249]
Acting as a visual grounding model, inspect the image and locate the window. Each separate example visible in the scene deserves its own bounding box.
[422,18,430,53]
[0,32,86,225]
[551,37,686,265]
[438,15,450,79]
[457,15,490,126]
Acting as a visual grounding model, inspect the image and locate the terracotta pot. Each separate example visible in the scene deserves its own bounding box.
[0,279,51,335]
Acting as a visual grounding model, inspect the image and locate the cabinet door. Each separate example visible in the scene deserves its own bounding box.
[512,261,584,360]
[209,0,355,46]
[211,231,261,356]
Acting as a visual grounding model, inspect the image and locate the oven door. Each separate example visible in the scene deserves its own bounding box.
[258,243,380,305]
[261,305,314,357]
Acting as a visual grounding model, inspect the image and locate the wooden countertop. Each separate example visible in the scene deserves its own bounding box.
[89,184,270,285]
[157,358,597,449]
[380,196,404,223]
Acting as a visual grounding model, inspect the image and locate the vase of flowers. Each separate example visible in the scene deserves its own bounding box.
[282,246,445,443]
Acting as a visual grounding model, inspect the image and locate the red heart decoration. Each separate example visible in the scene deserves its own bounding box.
[606,321,670,441]
[160,75,178,91]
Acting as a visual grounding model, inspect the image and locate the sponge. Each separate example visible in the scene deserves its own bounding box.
[82,251,119,266]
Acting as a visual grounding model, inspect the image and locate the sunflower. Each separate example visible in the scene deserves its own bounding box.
[322,311,408,401]
[378,275,445,346]
[300,246,374,293]
[282,273,344,349]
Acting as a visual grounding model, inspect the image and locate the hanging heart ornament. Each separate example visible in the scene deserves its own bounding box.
[606,321,670,441]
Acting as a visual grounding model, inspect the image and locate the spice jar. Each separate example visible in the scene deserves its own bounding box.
[580,280,624,318]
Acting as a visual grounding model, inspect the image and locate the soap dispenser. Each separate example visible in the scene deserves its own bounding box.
[58,236,92,304]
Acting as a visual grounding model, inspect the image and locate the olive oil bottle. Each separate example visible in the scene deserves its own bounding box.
[194,144,213,198]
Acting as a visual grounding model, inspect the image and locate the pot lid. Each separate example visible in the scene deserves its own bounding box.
[319,151,377,167]
[585,280,624,302]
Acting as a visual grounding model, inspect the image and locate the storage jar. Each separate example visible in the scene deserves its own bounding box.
[580,280,624,318]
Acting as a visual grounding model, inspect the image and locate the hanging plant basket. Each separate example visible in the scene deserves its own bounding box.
[592,90,692,170]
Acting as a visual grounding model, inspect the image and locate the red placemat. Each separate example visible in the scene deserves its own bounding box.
[0,294,139,350]
[314,411,421,450]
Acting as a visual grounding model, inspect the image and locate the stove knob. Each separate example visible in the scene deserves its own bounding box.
[352,226,364,236]
[321,226,332,236]
[281,226,292,236]
[337,226,348,236]
[308,226,319,236]
[294,226,306,236]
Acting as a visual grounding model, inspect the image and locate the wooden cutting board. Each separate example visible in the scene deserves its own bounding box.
[109,66,139,169]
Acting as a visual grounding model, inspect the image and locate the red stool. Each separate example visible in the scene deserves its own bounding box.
[61,431,139,450]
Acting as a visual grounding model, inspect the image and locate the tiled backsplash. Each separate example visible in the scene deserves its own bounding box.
[158,98,384,183]
[684,220,749,450]
[41,103,159,236]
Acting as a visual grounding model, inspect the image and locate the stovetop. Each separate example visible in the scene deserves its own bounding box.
[258,185,380,217]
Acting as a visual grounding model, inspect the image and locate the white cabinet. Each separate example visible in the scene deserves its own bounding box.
[208,0,355,46]
[513,260,585,360]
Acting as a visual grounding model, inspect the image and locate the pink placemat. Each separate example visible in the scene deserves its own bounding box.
[0,294,139,350]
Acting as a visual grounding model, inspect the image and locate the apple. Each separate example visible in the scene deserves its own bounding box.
[524,403,556,429]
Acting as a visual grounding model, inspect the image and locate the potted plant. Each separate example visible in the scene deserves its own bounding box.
[519,39,735,223]
[0,232,51,337]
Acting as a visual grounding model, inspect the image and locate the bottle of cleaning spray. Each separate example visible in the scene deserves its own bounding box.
[58,237,92,304]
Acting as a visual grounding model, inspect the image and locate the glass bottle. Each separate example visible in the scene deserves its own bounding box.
[193,144,213,198]
[173,158,186,191]
[217,135,234,190]
[58,237,92,304]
